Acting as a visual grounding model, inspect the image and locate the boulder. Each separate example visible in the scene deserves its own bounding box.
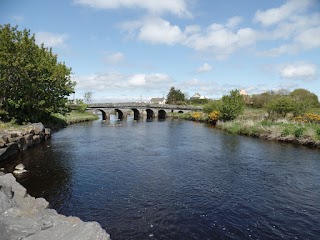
[0,138,6,148]
[0,174,111,240]
[31,123,45,135]
[0,142,19,161]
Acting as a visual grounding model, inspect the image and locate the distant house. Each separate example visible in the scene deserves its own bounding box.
[150,97,166,104]
[239,89,248,96]
[190,93,207,100]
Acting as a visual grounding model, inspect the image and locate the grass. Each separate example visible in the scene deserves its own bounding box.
[171,106,320,148]
[216,118,320,147]
[0,110,99,132]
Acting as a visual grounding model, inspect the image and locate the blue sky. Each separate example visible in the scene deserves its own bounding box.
[1,0,320,102]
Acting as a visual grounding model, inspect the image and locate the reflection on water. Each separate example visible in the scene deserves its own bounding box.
[1,119,320,240]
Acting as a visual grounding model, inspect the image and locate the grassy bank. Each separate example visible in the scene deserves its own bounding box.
[171,108,320,148]
[0,110,99,132]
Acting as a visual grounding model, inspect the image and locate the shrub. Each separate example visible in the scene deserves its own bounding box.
[294,127,305,138]
[208,111,220,123]
[219,90,245,121]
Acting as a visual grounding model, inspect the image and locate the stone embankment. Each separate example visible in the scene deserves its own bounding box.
[0,173,110,240]
[0,123,51,162]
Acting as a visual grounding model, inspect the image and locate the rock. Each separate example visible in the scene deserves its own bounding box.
[0,174,111,240]
[0,142,19,161]
[0,138,6,148]
[15,163,25,170]
[33,135,41,144]
[13,169,27,175]
[31,123,45,135]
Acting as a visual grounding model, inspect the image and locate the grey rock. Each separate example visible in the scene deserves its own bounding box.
[0,138,6,148]
[0,174,111,240]
[31,123,45,135]
[0,143,19,161]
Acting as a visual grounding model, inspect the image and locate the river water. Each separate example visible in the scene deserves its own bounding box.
[1,117,320,239]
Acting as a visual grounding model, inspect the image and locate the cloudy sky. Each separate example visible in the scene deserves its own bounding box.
[1,0,320,102]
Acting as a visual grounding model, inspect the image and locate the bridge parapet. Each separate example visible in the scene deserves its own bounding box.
[87,103,202,111]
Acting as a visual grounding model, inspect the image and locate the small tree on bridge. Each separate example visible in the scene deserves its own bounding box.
[166,87,186,105]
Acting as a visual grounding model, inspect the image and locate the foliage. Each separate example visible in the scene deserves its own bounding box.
[83,91,93,103]
[208,111,220,123]
[0,24,75,123]
[265,96,294,118]
[250,91,283,108]
[294,113,320,124]
[188,98,209,105]
[203,100,222,114]
[219,89,245,121]
[165,87,186,105]
[289,88,319,108]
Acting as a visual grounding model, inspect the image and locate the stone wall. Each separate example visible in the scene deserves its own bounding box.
[0,173,110,240]
[0,123,51,162]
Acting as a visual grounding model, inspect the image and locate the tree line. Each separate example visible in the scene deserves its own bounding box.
[166,86,319,121]
[0,24,75,123]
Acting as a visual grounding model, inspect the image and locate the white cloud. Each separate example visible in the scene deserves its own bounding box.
[254,0,313,26]
[104,52,125,64]
[295,26,320,49]
[226,16,243,29]
[120,16,258,59]
[196,63,213,73]
[73,0,191,17]
[74,72,172,93]
[279,63,317,80]
[35,32,69,48]
[184,23,257,59]
[138,18,185,45]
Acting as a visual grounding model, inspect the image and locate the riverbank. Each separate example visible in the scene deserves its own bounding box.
[171,110,320,148]
[0,122,51,162]
[0,111,99,161]
[0,173,110,240]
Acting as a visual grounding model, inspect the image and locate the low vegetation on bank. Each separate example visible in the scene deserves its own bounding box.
[171,88,320,148]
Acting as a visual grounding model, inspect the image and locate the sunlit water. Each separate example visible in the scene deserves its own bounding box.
[1,117,320,239]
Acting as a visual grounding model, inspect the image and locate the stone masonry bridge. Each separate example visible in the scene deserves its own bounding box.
[86,103,202,120]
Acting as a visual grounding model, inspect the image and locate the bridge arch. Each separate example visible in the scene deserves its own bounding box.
[115,109,124,120]
[96,109,107,120]
[131,108,140,120]
[178,110,184,113]
[158,109,166,120]
[146,109,154,120]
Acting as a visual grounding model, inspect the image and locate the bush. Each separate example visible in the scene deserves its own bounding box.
[219,90,245,121]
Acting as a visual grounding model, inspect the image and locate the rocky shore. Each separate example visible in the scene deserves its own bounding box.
[0,123,51,162]
[0,173,110,240]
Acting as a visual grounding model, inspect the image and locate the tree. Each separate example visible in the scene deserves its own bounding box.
[83,91,93,103]
[219,89,245,121]
[289,88,319,108]
[0,24,75,123]
[265,96,294,118]
[203,100,222,114]
[165,87,186,105]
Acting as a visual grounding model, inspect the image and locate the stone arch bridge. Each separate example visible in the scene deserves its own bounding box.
[86,103,202,120]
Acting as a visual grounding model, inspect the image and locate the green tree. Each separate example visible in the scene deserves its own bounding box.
[165,87,186,105]
[203,100,222,114]
[289,88,319,108]
[265,96,294,118]
[0,24,75,123]
[219,89,245,121]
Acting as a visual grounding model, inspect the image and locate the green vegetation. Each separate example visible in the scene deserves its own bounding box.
[219,89,245,121]
[165,87,186,105]
[0,24,74,123]
[171,88,320,148]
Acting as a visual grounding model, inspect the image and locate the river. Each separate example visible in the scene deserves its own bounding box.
[1,117,320,239]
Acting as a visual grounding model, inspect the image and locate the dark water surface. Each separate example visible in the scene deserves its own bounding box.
[1,118,320,239]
